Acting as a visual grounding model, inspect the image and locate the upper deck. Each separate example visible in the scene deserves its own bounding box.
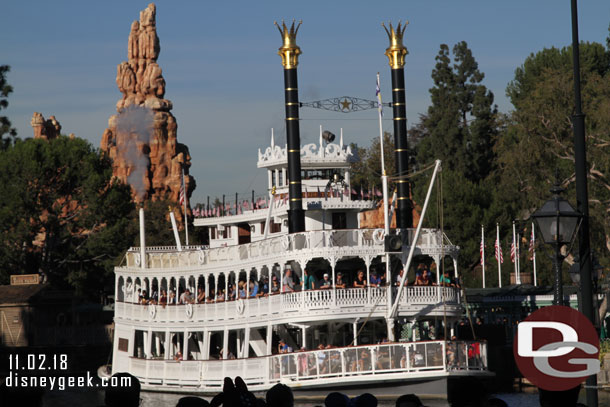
[121,228,457,272]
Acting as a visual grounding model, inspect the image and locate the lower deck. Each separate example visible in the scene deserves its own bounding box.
[115,340,489,394]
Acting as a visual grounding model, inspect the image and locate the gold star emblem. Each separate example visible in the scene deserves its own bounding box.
[340,98,351,111]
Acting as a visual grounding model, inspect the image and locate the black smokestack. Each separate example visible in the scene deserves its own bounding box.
[383,21,412,230]
[276,20,305,233]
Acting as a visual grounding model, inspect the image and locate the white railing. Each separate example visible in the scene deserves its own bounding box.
[127,341,487,390]
[115,286,461,324]
[123,228,455,269]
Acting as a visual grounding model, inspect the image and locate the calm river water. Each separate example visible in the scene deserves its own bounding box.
[40,387,610,407]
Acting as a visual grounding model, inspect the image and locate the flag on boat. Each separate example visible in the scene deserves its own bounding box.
[179,173,186,206]
[510,242,516,263]
[495,236,504,264]
[376,73,383,117]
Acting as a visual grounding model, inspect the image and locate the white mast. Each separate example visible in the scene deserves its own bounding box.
[182,168,189,246]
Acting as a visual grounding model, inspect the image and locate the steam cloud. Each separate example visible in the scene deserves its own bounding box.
[115,106,154,201]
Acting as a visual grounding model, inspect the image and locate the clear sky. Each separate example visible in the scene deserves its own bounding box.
[2,1,609,204]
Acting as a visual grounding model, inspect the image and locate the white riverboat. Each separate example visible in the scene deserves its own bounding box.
[110,132,491,399]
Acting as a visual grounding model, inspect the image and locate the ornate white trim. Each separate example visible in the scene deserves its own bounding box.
[258,142,357,168]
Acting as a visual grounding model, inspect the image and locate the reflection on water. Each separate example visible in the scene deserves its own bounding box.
[41,388,609,407]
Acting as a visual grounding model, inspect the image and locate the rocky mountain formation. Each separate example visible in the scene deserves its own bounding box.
[100,3,195,209]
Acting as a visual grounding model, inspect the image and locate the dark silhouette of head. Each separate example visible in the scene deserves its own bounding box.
[486,398,508,407]
[395,394,424,407]
[266,383,294,407]
[351,393,377,407]
[325,392,350,407]
[539,385,581,407]
[105,372,141,407]
[177,396,210,407]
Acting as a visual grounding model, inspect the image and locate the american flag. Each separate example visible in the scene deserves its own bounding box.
[529,227,535,260]
[510,242,516,263]
[179,173,186,206]
[480,239,485,267]
[376,73,383,117]
[495,237,504,264]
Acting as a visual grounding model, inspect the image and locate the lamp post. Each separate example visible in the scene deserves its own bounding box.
[531,181,581,306]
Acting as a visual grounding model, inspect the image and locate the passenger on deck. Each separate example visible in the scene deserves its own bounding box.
[319,273,332,289]
[238,281,247,298]
[369,270,381,287]
[150,289,158,304]
[169,289,177,305]
[335,272,346,288]
[197,287,205,303]
[283,269,295,292]
[414,270,425,286]
[159,289,168,306]
[270,276,280,294]
[301,268,316,290]
[421,269,435,286]
[440,271,454,287]
[141,290,149,305]
[227,284,235,301]
[216,289,225,302]
[249,280,259,297]
[353,270,367,288]
[206,289,215,303]
[395,268,408,286]
[179,289,194,304]
[257,276,269,297]
[278,340,289,354]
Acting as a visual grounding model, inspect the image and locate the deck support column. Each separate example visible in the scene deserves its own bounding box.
[183,330,189,360]
[164,331,171,360]
[243,326,250,358]
[222,328,229,360]
[433,255,441,303]
[352,319,358,346]
[266,323,273,355]
[301,326,307,350]
[365,256,371,305]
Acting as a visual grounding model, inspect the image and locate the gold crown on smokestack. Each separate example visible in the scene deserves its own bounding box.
[382,21,409,69]
[275,19,302,69]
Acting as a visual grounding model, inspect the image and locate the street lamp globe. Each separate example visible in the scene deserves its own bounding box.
[531,183,581,245]
[531,182,582,306]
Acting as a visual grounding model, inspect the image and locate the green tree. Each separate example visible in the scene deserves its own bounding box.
[0,65,17,148]
[498,42,610,280]
[417,42,498,183]
[350,132,396,194]
[0,136,135,297]
[412,42,500,286]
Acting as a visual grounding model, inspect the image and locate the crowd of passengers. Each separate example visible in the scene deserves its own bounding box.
[134,263,460,306]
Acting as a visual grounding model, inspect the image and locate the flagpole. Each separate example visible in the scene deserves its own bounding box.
[497,223,502,288]
[481,225,486,289]
[182,169,189,246]
[517,230,521,284]
[378,72,389,236]
[377,72,393,341]
[512,221,520,284]
[532,221,537,286]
